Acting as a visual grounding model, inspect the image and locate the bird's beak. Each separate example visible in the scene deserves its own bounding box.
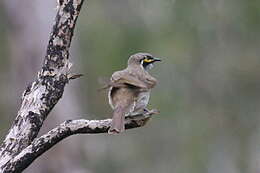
[153,57,161,62]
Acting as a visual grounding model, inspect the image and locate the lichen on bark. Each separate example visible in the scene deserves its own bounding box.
[0,0,158,172]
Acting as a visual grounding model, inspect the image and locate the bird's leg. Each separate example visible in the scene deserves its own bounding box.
[125,108,159,120]
[126,108,147,117]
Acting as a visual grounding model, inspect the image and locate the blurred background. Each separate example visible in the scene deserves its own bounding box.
[0,0,260,173]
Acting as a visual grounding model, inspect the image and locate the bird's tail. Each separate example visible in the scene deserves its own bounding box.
[108,106,127,134]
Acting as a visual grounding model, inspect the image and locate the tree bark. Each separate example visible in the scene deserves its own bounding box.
[2,0,86,172]
[0,0,85,171]
[0,0,158,172]
[2,110,157,173]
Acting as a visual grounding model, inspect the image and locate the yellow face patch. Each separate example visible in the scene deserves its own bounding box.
[143,58,153,63]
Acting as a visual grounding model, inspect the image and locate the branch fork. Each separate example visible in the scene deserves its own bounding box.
[0,0,159,172]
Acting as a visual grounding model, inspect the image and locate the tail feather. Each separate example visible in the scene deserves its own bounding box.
[108,106,126,134]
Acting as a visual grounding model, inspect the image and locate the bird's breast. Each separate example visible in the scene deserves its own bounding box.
[133,91,150,112]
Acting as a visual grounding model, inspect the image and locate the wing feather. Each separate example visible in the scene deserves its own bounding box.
[110,70,149,89]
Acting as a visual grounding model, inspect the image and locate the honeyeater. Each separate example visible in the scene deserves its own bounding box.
[107,53,161,134]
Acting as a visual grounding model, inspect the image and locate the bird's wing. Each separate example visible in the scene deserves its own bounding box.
[108,87,136,134]
[110,70,149,89]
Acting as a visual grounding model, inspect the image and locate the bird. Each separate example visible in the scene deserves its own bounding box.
[107,52,161,134]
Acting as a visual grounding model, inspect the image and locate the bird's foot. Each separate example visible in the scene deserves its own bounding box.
[125,108,159,120]
[143,108,160,116]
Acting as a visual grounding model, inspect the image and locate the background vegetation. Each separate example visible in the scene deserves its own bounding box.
[0,0,260,172]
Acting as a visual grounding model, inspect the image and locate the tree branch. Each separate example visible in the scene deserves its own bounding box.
[0,0,158,172]
[0,0,84,171]
[2,110,158,173]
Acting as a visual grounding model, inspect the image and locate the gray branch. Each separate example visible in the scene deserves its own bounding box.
[2,110,158,173]
[0,0,85,171]
[0,0,158,172]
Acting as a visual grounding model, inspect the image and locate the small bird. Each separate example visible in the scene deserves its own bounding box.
[108,53,161,134]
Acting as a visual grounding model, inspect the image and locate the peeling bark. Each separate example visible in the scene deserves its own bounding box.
[0,0,158,172]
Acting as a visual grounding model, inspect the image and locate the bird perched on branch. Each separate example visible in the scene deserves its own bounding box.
[107,53,161,134]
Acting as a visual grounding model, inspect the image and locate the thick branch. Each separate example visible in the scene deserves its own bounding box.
[0,0,158,172]
[0,0,84,171]
[2,110,158,173]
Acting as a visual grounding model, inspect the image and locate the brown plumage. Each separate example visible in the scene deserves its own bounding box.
[108,53,161,134]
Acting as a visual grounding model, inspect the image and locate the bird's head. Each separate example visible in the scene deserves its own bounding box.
[127,52,161,71]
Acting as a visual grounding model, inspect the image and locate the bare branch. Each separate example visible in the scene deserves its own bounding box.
[2,110,158,173]
[0,0,158,172]
[0,0,85,171]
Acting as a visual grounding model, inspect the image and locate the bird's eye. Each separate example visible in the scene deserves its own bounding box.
[146,56,152,59]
